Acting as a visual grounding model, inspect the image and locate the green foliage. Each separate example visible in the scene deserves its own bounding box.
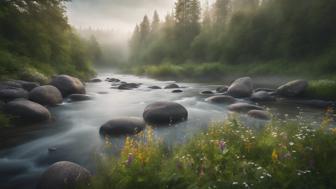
[0,0,98,81]
[128,0,336,78]
[305,80,336,100]
[89,114,336,189]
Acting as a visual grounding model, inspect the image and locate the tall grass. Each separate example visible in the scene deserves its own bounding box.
[88,110,336,189]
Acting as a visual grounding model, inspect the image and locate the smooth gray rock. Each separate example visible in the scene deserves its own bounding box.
[118,83,140,90]
[205,95,237,104]
[228,102,264,113]
[68,94,92,102]
[29,85,63,106]
[251,91,276,102]
[0,88,28,102]
[227,77,253,98]
[164,83,179,89]
[99,118,145,137]
[200,90,214,95]
[37,161,91,189]
[107,78,120,82]
[89,78,102,83]
[248,110,271,120]
[143,102,188,125]
[148,86,162,89]
[276,80,308,97]
[50,75,85,97]
[172,89,183,93]
[15,80,40,91]
[5,99,51,123]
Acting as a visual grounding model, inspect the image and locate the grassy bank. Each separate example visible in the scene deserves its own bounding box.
[123,61,336,100]
[89,111,336,189]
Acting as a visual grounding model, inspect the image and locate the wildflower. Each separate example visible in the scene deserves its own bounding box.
[260,176,264,179]
[126,153,134,166]
[219,140,226,153]
[272,149,278,162]
[232,182,238,185]
[289,142,294,146]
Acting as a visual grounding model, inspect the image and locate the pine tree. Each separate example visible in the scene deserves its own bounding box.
[151,10,160,32]
[213,0,231,26]
[139,15,150,42]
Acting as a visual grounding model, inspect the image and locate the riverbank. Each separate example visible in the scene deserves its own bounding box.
[116,62,336,101]
[89,114,336,189]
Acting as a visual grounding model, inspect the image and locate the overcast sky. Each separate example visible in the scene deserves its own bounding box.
[66,0,214,33]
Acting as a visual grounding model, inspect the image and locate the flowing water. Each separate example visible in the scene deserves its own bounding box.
[0,70,331,189]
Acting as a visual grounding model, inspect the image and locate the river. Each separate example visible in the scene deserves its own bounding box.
[0,70,331,189]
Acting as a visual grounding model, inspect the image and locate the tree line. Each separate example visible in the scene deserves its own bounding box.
[0,0,102,81]
[129,0,336,73]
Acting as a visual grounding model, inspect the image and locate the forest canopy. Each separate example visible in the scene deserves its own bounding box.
[129,0,336,78]
[0,0,101,81]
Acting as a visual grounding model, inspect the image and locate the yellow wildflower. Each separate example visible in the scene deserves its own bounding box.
[272,149,278,162]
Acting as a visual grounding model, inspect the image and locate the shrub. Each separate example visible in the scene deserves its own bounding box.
[305,80,336,100]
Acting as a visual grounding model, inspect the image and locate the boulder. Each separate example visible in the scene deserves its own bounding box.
[248,110,271,120]
[216,86,229,93]
[276,80,308,97]
[200,90,214,95]
[99,118,145,137]
[15,80,40,91]
[107,78,120,82]
[89,78,102,83]
[227,77,253,98]
[205,95,237,104]
[172,89,183,93]
[37,161,91,189]
[0,88,28,102]
[50,75,85,97]
[164,83,179,89]
[29,85,63,106]
[68,94,92,102]
[143,102,188,125]
[5,99,51,123]
[118,83,140,90]
[148,86,162,89]
[228,102,264,113]
[250,91,276,102]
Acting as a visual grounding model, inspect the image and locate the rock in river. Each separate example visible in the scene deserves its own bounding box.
[164,83,179,89]
[118,83,141,90]
[50,75,85,97]
[172,89,183,93]
[200,90,214,95]
[148,86,162,89]
[0,88,28,102]
[248,110,271,120]
[89,78,102,83]
[37,161,91,189]
[276,80,308,97]
[250,91,276,102]
[227,77,253,98]
[29,85,63,106]
[143,101,188,125]
[68,94,92,102]
[5,99,51,123]
[205,95,237,104]
[228,102,264,113]
[99,118,145,137]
